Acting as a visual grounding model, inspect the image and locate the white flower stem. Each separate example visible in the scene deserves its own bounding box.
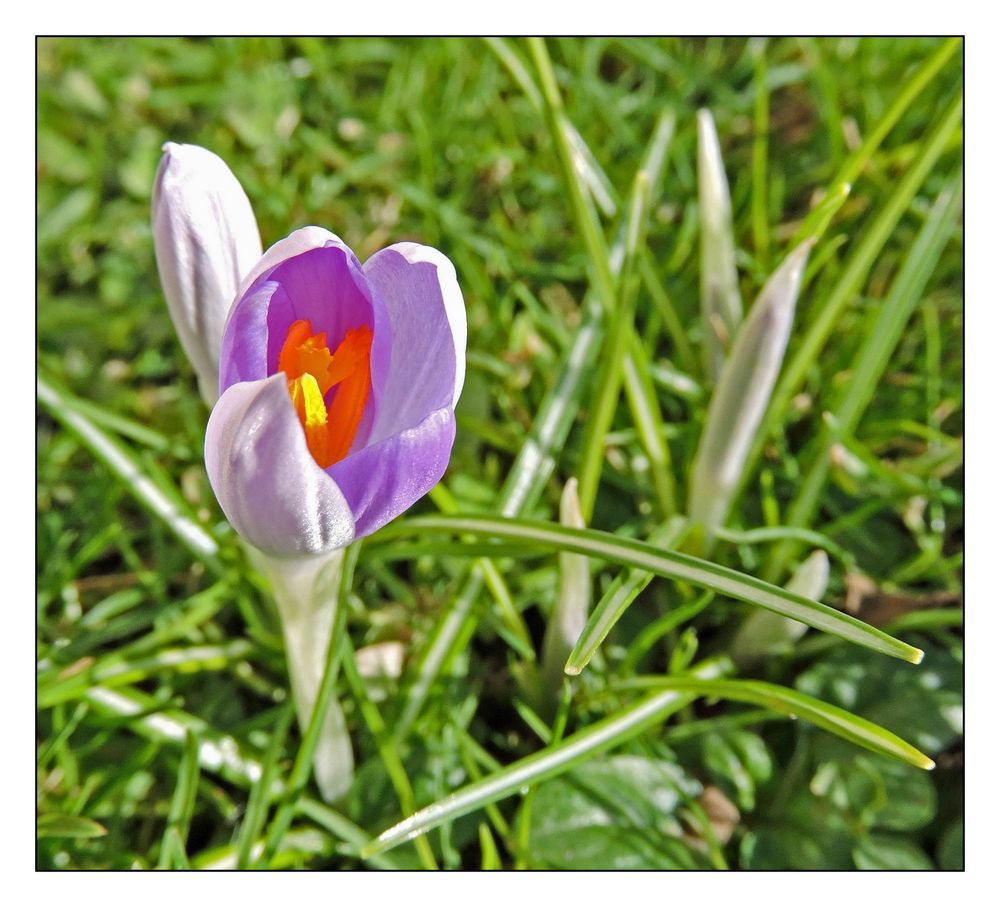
[250,547,354,802]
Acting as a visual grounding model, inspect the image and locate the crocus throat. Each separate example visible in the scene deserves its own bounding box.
[278,318,373,468]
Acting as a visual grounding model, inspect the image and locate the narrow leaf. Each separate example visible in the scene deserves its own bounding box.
[565,517,689,675]
[613,677,934,770]
[37,374,221,567]
[378,515,924,664]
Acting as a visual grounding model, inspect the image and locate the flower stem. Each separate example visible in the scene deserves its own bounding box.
[251,546,354,803]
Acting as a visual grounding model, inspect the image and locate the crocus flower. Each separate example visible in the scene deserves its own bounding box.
[153,142,466,801]
[206,226,466,557]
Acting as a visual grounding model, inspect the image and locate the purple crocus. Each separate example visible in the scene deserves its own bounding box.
[153,144,466,559]
[207,227,466,557]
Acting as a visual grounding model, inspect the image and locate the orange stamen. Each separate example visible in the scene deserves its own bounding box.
[278,318,373,468]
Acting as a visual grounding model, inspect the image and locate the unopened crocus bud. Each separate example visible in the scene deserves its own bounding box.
[152,142,262,403]
[688,240,813,544]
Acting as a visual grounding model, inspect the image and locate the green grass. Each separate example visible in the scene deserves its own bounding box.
[37,37,963,870]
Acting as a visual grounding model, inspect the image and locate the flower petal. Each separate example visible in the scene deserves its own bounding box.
[152,143,262,404]
[219,234,392,453]
[362,243,466,442]
[234,225,347,300]
[205,374,356,556]
[327,406,456,538]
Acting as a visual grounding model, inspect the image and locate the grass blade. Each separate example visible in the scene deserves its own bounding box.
[392,86,680,741]
[377,515,924,665]
[794,37,961,243]
[766,171,963,579]
[734,91,963,533]
[237,704,295,869]
[528,36,676,519]
[612,677,934,770]
[577,169,651,518]
[156,730,201,869]
[364,658,730,856]
[37,374,221,568]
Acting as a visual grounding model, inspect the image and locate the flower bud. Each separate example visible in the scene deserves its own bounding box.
[152,142,262,403]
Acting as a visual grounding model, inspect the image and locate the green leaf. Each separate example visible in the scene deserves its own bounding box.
[701,731,772,811]
[37,814,108,839]
[616,676,933,770]
[768,171,964,577]
[364,659,730,856]
[526,756,708,869]
[937,819,963,870]
[565,518,689,674]
[853,833,934,870]
[379,515,925,665]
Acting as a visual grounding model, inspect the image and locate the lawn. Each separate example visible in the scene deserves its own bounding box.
[37,36,963,870]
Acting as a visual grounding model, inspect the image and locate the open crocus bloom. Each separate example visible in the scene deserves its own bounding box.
[205,226,466,557]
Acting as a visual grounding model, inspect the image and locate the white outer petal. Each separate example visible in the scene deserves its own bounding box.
[152,143,262,404]
[205,374,356,557]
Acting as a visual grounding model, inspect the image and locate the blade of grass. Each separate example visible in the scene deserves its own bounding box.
[393,95,678,741]
[80,682,401,867]
[340,634,438,870]
[610,676,934,770]
[619,591,715,676]
[733,91,963,536]
[156,730,201,869]
[37,373,221,569]
[527,36,675,520]
[378,514,924,664]
[793,37,961,243]
[765,170,963,580]
[483,36,618,217]
[364,658,730,856]
[38,639,256,708]
[577,170,651,519]
[237,704,295,869]
[640,251,698,374]
[750,38,771,262]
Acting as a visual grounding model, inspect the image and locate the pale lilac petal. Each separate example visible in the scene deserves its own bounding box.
[152,143,262,404]
[205,374,356,556]
[234,226,346,300]
[362,243,466,443]
[327,407,456,538]
[218,279,285,391]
